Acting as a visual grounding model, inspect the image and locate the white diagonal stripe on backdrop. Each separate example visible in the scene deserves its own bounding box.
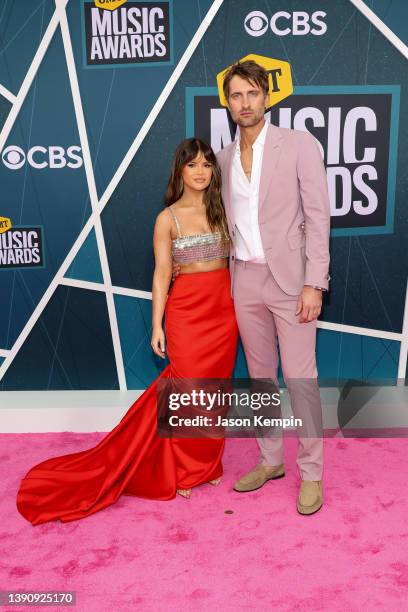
[0,83,15,103]
[349,0,408,59]
[317,321,402,342]
[61,277,152,300]
[56,0,127,389]
[397,283,408,380]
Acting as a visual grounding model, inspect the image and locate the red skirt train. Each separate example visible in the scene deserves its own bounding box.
[16,269,238,525]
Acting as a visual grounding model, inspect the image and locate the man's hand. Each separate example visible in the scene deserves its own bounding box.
[172,262,181,281]
[295,286,322,323]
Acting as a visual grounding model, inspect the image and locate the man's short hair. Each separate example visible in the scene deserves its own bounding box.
[223,60,269,100]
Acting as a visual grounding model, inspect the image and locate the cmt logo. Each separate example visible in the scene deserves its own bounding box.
[0,216,12,234]
[244,10,327,37]
[95,0,127,9]
[1,146,83,170]
[216,53,293,109]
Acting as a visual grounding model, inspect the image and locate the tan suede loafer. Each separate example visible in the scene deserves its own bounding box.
[233,463,285,492]
[297,480,323,515]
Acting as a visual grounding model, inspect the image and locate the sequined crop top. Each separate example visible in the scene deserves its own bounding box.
[169,207,229,264]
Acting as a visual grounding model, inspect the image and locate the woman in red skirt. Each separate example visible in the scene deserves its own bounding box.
[16,138,238,525]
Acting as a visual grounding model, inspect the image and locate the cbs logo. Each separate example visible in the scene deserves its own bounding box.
[2,145,83,170]
[244,10,327,37]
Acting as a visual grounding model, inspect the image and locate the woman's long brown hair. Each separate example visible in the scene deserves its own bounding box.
[164,138,229,238]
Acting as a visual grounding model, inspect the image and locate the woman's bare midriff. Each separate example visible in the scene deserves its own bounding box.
[178,258,228,274]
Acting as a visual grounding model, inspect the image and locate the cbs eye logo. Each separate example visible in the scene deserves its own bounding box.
[244,10,327,37]
[2,146,26,169]
[244,11,269,37]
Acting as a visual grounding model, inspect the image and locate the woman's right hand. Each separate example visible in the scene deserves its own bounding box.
[172,262,181,281]
[151,327,166,358]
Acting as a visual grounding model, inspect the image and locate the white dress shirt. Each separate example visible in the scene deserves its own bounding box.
[231,120,268,262]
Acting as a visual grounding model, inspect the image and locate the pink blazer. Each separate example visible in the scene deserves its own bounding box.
[216,123,331,296]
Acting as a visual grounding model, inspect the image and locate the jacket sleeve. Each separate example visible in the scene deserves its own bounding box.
[296,131,331,290]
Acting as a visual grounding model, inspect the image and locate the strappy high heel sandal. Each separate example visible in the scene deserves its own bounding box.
[177,488,192,499]
[209,477,221,487]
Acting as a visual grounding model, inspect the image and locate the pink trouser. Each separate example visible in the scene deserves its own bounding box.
[233,260,323,481]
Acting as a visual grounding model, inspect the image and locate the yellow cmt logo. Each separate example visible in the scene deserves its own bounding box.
[0,217,12,234]
[216,53,293,109]
[94,0,127,10]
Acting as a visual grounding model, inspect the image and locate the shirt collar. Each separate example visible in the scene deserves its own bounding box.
[235,120,268,154]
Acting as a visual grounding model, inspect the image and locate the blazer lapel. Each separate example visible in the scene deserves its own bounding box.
[259,124,283,211]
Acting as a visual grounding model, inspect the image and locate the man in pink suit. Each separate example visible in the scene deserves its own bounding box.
[216,60,330,515]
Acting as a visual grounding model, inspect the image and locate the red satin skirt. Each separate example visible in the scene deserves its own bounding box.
[16,268,238,525]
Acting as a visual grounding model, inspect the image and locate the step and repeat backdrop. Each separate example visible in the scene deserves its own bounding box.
[0,0,407,390]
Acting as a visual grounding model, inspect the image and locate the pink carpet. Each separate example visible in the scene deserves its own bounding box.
[1,434,407,611]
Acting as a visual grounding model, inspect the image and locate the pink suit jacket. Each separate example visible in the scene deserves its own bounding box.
[216,123,331,296]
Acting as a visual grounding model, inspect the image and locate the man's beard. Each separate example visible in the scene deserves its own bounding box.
[234,111,265,128]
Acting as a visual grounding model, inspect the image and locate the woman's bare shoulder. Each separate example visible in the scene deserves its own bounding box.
[155,207,173,226]
[154,210,174,242]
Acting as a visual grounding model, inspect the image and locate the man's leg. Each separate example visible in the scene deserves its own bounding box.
[263,271,323,482]
[233,261,283,467]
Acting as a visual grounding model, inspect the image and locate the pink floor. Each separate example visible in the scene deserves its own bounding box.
[1,434,408,612]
